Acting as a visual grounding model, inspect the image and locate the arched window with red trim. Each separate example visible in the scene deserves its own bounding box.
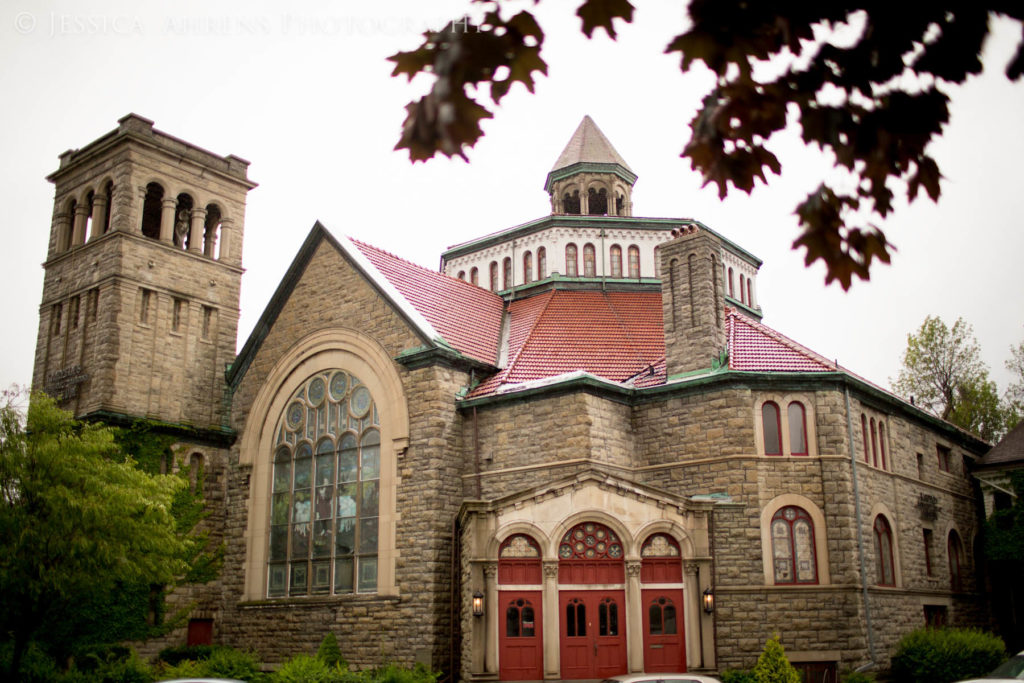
[523,251,533,284]
[537,247,547,280]
[861,414,870,463]
[640,533,681,583]
[878,422,887,470]
[499,534,542,584]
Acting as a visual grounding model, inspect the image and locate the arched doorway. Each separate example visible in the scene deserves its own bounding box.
[498,534,543,680]
[557,521,627,679]
[640,533,686,672]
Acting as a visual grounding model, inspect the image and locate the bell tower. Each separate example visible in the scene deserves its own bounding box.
[33,114,256,434]
[544,115,637,216]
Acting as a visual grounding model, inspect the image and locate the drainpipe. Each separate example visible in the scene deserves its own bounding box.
[600,228,607,291]
[844,383,877,667]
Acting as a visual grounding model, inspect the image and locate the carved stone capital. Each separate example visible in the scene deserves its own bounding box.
[483,563,497,578]
[684,561,700,576]
[626,561,642,578]
[543,562,559,579]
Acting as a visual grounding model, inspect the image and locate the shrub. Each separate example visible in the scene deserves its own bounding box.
[721,669,758,683]
[317,632,347,669]
[157,657,207,680]
[204,647,262,680]
[890,627,1006,683]
[89,650,154,683]
[753,634,800,683]
[156,643,219,666]
[273,653,340,683]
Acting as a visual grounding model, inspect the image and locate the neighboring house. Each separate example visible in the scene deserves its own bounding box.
[974,420,1024,652]
[33,115,992,681]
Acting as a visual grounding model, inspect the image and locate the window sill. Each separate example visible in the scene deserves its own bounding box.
[238,593,400,610]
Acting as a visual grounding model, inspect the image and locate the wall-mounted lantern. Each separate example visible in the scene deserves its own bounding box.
[472,590,485,617]
[702,587,715,614]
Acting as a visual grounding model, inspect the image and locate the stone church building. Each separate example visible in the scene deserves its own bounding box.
[33,114,991,680]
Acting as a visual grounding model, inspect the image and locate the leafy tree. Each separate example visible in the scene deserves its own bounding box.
[893,316,1006,441]
[0,393,193,678]
[753,633,800,683]
[389,2,1024,288]
[1005,338,1024,429]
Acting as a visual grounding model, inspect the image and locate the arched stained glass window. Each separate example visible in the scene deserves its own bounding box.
[268,370,380,597]
[771,506,818,584]
[537,247,547,280]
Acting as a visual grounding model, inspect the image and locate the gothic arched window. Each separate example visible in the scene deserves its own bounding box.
[268,370,380,597]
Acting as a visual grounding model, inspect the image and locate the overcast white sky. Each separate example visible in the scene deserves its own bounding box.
[2,1,1022,413]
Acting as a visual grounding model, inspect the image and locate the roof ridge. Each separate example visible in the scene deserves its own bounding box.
[351,237,487,292]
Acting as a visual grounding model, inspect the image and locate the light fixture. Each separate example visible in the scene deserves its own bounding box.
[702,587,715,614]
[472,590,485,617]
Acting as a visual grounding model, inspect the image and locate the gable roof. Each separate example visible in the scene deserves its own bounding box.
[976,419,1024,470]
[351,240,504,365]
[228,223,500,389]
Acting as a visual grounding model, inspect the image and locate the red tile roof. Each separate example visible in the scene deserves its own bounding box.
[352,241,854,397]
[727,310,839,373]
[472,290,665,396]
[351,240,504,365]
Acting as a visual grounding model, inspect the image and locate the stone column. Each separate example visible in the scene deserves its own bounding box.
[484,563,498,675]
[90,194,108,240]
[219,217,234,263]
[189,208,207,253]
[160,198,177,243]
[684,561,702,669]
[72,204,89,246]
[626,560,644,673]
[542,561,560,678]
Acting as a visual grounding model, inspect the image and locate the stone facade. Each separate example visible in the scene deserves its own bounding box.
[32,117,994,680]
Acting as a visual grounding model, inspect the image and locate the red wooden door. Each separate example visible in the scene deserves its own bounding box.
[559,591,627,679]
[642,589,686,672]
[499,592,543,680]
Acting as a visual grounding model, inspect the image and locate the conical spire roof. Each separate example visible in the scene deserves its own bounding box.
[550,116,634,173]
[544,116,637,192]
